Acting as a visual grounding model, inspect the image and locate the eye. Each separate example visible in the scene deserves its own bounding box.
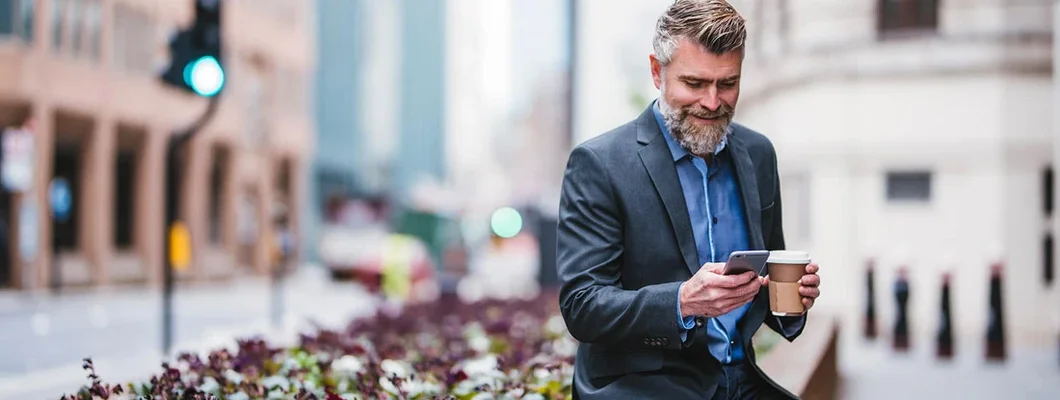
[719,80,737,88]
[683,80,703,89]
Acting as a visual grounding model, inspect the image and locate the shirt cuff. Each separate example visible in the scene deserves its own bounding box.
[776,315,805,337]
[677,283,696,341]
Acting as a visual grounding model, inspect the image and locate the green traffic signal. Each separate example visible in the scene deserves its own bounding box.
[182,56,225,97]
[490,207,523,239]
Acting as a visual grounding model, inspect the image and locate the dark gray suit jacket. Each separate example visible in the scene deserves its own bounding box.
[557,106,804,399]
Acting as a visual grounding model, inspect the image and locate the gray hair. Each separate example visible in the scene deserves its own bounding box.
[652,0,747,65]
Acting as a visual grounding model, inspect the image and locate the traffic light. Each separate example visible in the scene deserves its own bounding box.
[160,0,225,97]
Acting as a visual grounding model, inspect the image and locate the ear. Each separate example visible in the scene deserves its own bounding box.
[649,54,663,90]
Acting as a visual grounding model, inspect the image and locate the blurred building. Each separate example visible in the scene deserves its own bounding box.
[576,0,1056,343]
[733,0,1055,345]
[0,0,314,290]
[307,0,367,263]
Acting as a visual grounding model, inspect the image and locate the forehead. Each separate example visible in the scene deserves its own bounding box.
[667,38,743,79]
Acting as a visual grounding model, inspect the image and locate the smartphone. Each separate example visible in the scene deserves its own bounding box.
[722,250,770,276]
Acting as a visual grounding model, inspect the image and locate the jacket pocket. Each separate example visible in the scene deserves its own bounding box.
[586,350,664,379]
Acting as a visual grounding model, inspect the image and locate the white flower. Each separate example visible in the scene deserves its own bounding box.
[453,380,476,396]
[461,355,499,377]
[470,393,496,400]
[267,389,287,400]
[331,355,365,377]
[504,388,526,398]
[401,378,443,397]
[469,335,491,353]
[198,377,220,394]
[546,315,567,336]
[261,375,290,390]
[553,337,577,358]
[379,376,400,395]
[280,358,300,374]
[223,369,244,385]
[228,393,250,400]
[380,359,409,378]
[533,368,551,381]
[522,393,547,400]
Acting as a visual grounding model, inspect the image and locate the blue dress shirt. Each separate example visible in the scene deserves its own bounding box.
[652,100,802,364]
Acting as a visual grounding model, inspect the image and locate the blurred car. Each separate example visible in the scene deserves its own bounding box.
[317,199,437,302]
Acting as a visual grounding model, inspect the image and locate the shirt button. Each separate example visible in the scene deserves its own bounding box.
[730,340,736,345]
[712,217,718,224]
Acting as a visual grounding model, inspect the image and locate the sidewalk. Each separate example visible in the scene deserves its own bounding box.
[0,265,381,399]
[838,328,1060,399]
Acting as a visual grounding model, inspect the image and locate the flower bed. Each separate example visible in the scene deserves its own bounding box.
[62,293,576,400]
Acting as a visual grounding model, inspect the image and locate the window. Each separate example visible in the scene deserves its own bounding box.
[0,0,31,38]
[51,0,67,51]
[877,0,939,37]
[0,0,14,35]
[243,60,271,147]
[17,0,32,42]
[1044,166,1054,216]
[886,171,932,202]
[81,0,101,60]
[67,0,81,54]
[275,68,307,115]
[111,4,155,73]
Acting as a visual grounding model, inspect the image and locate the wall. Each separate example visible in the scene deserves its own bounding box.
[739,72,1054,343]
[572,0,670,146]
[396,0,447,199]
[308,0,365,262]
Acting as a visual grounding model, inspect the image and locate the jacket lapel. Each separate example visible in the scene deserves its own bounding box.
[635,109,700,276]
[727,131,765,251]
[728,129,773,341]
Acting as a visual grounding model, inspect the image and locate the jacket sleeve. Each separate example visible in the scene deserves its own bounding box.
[557,145,692,350]
[762,145,807,342]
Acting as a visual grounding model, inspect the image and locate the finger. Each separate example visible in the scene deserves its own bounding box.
[805,263,819,275]
[798,274,820,287]
[802,297,814,309]
[703,262,727,274]
[799,287,820,299]
[759,276,770,286]
[738,279,764,299]
[712,272,753,288]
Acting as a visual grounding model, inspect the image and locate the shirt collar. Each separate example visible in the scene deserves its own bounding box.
[651,99,730,162]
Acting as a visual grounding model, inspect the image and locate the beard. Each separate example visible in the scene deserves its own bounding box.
[659,98,734,157]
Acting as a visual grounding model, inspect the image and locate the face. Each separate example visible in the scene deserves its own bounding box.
[650,38,743,157]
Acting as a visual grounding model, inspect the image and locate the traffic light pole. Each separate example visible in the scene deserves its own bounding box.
[162,96,219,357]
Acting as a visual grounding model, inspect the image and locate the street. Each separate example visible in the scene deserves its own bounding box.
[838,328,1060,399]
[0,266,379,399]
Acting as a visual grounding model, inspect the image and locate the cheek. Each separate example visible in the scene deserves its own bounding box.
[721,90,740,109]
[664,85,698,108]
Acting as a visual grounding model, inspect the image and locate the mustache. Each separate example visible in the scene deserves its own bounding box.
[682,104,732,120]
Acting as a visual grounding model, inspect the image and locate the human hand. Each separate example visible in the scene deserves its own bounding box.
[799,263,821,310]
[679,263,766,318]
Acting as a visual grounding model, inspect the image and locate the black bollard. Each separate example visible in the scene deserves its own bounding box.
[985,263,1006,362]
[893,268,910,352]
[936,273,954,359]
[864,260,878,339]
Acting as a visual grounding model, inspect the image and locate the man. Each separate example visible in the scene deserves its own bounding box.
[556,1,822,399]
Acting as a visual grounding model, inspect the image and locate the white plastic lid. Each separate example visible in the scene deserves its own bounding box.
[768,250,810,264]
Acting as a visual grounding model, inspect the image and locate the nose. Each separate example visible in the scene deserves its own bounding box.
[698,86,721,111]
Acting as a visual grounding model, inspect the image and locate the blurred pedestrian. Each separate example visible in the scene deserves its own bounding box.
[556,1,821,399]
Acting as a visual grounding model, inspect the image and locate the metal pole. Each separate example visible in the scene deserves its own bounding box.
[271,254,283,329]
[163,96,219,357]
[50,224,60,293]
